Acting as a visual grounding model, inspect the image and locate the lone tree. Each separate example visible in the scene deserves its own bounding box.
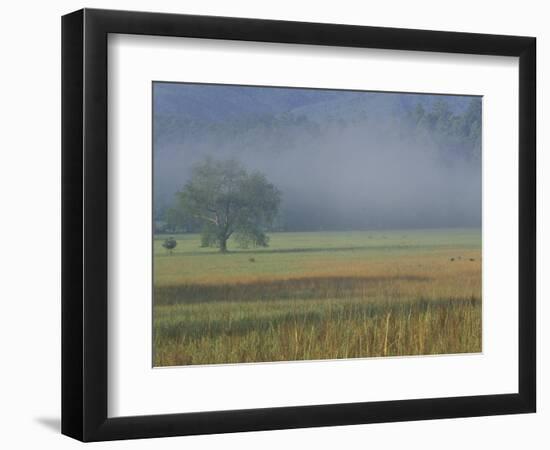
[177,158,281,252]
[162,237,177,255]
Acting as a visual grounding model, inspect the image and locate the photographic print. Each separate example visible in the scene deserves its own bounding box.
[152,82,482,367]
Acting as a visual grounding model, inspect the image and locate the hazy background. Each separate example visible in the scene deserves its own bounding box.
[153,82,481,232]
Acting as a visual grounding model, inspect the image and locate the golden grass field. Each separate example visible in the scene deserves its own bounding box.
[153,229,481,366]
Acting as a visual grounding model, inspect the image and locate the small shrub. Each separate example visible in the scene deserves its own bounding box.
[162,237,177,255]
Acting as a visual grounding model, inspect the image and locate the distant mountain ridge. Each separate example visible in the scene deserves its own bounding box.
[154,83,346,122]
[153,83,478,152]
[286,91,472,124]
[154,82,473,123]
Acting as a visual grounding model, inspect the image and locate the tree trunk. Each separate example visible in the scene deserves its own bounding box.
[219,237,228,253]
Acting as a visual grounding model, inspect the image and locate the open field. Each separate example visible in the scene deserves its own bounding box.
[153,229,481,366]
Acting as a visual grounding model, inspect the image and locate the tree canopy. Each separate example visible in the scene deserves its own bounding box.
[176,158,281,252]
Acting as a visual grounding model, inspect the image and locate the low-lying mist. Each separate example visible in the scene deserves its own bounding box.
[153,85,481,231]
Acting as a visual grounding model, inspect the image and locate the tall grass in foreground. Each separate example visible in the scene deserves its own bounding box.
[153,230,482,366]
[154,295,481,366]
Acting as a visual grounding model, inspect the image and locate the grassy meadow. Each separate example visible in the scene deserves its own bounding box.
[153,229,482,366]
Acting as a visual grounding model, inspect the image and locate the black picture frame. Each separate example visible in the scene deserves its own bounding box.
[61,8,536,442]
